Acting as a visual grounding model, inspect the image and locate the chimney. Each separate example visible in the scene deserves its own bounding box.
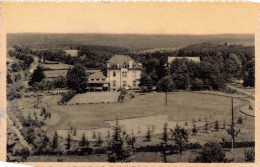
[107,62,110,68]
[129,60,133,68]
[117,64,120,68]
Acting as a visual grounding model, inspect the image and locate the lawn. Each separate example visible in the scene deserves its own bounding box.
[45,70,68,78]
[7,91,255,162]
[41,91,253,134]
[67,92,120,105]
[42,63,72,70]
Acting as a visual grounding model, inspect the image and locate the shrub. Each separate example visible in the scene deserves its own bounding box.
[244,147,255,162]
[191,78,203,91]
[59,90,76,104]
[237,116,243,124]
[195,142,227,162]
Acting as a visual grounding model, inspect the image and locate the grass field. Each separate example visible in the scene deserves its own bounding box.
[42,63,72,70]
[31,91,253,144]
[7,91,255,162]
[45,70,67,78]
[67,92,120,105]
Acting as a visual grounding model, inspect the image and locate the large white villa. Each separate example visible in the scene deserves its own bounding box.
[106,55,143,91]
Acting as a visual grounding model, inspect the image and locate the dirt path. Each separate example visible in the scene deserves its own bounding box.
[7,116,33,153]
[43,96,69,133]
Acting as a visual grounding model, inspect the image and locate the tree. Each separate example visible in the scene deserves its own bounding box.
[14,74,22,82]
[28,65,45,86]
[244,147,255,162]
[224,54,242,81]
[205,118,208,133]
[157,75,175,106]
[66,132,72,152]
[242,58,254,87]
[7,73,13,84]
[145,127,152,142]
[52,131,58,152]
[96,132,103,147]
[80,133,89,148]
[192,123,198,135]
[138,73,153,92]
[160,143,167,163]
[44,79,54,92]
[66,64,88,93]
[173,126,189,160]
[214,120,219,131]
[107,117,132,162]
[195,142,227,162]
[191,78,203,91]
[162,123,168,144]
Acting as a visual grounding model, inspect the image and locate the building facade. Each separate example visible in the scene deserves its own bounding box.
[86,70,110,92]
[106,55,142,91]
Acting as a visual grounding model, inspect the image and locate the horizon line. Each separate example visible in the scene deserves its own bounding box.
[6,32,255,36]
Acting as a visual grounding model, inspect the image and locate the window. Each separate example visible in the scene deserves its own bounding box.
[102,79,105,81]
[133,71,136,77]
[123,81,127,87]
[113,71,116,77]
[133,81,136,87]
[122,71,127,78]
[113,81,116,87]
[91,79,95,81]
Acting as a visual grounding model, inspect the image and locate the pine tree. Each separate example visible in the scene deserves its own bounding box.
[145,127,152,142]
[66,132,71,152]
[205,118,208,133]
[73,128,77,136]
[107,117,132,162]
[162,123,168,144]
[215,120,219,131]
[52,131,58,152]
[80,133,89,148]
[106,130,111,141]
[192,122,197,135]
[92,131,96,139]
[28,65,45,86]
[173,126,189,160]
[96,132,103,147]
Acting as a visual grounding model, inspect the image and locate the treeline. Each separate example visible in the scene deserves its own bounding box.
[8,47,34,72]
[135,42,254,92]
[11,45,128,69]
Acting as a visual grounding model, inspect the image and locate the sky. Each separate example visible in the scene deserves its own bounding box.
[1,2,258,34]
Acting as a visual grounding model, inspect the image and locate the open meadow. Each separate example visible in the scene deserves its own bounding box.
[9,91,254,144]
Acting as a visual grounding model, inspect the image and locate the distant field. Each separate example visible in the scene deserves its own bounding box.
[42,63,72,70]
[45,70,67,78]
[7,33,254,51]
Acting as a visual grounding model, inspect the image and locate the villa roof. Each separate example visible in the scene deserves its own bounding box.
[107,55,142,69]
[88,71,106,79]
